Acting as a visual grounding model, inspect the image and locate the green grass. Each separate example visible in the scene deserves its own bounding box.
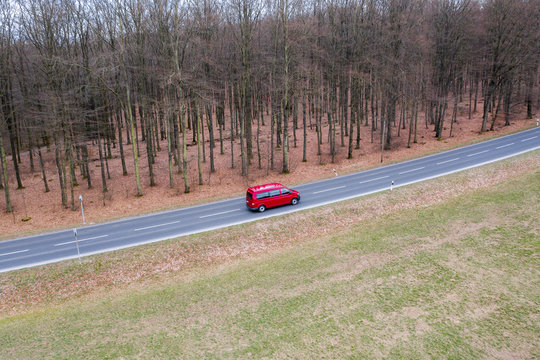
[0,169,538,359]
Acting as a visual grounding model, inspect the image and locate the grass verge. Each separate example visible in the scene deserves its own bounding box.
[0,151,538,359]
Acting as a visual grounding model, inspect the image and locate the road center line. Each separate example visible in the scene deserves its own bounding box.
[521,136,537,142]
[54,235,109,246]
[398,167,424,175]
[358,176,389,184]
[134,221,181,232]
[313,185,346,194]
[496,143,514,149]
[467,150,489,157]
[200,209,241,219]
[0,249,29,257]
[436,158,459,165]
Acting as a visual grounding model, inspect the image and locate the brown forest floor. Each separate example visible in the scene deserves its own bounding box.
[0,101,536,239]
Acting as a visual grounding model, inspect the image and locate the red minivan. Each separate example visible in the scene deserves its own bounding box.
[246,183,300,212]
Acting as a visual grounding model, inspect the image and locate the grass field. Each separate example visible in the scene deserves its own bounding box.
[0,156,539,359]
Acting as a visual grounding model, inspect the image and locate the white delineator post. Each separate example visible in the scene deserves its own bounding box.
[73,229,81,264]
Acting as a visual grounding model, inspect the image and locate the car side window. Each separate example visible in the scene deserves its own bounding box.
[257,191,269,199]
[268,190,281,197]
[281,188,291,195]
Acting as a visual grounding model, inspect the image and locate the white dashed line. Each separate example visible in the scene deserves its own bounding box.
[496,143,514,149]
[436,158,459,165]
[467,150,489,157]
[358,176,389,184]
[521,136,537,142]
[134,221,181,232]
[200,209,241,219]
[398,167,424,175]
[0,249,29,257]
[54,235,109,246]
[313,185,346,194]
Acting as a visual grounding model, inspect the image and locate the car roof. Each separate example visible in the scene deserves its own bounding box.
[247,183,285,193]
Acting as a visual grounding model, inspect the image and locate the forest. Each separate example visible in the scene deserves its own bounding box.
[0,0,539,214]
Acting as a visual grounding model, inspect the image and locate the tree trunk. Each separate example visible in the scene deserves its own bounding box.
[196,105,203,185]
[166,108,174,188]
[181,103,190,193]
[348,106,354,159]
[206,105,215,173]
[481,80,496,132]
[0,131,13,212]
[270,103,275,170]
[82,144,91,189]
[6,108,23,189]
[26,129,35,173]
[97,130,108,194]
[282,104,289,173]
[239,93,247,177]
[117,109,128,176]
[504,79,513,126]
[257,102,262,169]
[37,144,50,192]
[229,85,235,169]
[54,135,67,208]
[302,97,307,162]
[146,108,155,187]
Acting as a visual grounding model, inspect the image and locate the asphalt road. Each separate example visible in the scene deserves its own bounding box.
[1,127,538,273]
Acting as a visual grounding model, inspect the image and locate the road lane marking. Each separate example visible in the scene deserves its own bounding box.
[0,249,29,257]
[54,235,109,246]
[436,158,459,165]
[496,143,514,149]
[313,185,346,194]
[200,209,241,218]
[358,176,389,184]
[521,136,537,142]
[134,221,181,232]
[467,150,489,157]
[398,167,424,175]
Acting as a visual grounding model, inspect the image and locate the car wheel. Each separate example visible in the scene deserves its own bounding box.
[258,205,266,212]
[291,198,298,205]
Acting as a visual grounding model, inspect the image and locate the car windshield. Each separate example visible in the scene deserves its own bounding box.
[246,191,252,200]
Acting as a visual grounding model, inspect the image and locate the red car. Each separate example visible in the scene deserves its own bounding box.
[246,183,300,212]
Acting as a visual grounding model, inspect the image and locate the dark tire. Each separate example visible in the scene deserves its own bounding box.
[258,205,266,212]
[291,198,299,205]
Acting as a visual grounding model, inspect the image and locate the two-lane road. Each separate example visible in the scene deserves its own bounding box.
[1,127,538,273]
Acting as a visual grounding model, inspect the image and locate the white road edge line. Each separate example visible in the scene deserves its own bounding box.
[399,167,424,175]
[134,221,181,232]
[313,185,346,194]
[467,150,489,157]
[358,176,389,184]
[521,136,537,142]
[496,143,514,149]
[0,249,29,257]
[2,142,538,274]
[54,235,110,246]
[436,158,459,165]
[200,209,241,219]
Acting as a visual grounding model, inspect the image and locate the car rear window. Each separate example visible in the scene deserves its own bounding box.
[246,191,252,200]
